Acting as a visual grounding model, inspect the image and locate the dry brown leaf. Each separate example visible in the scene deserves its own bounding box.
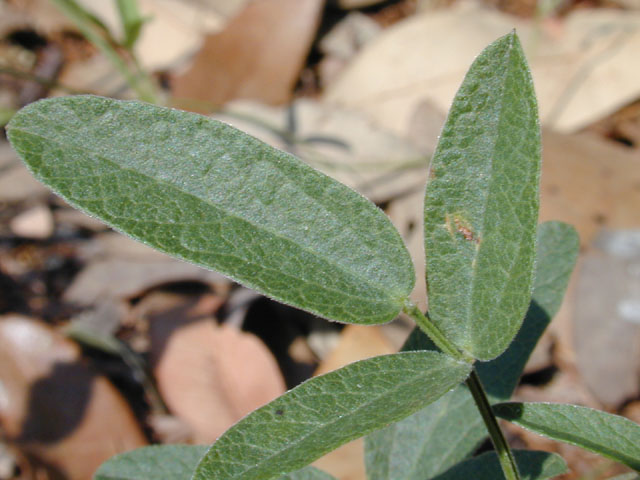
[148,295,285,443]
[537,129,640,386]
[325,1,640,134]
[0,315,147,480]
[314,324,395,376]
[540,129,640,247]
[172,0,323,108]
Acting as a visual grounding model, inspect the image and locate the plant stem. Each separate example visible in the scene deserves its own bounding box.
[403,303,519,478]
[402,301,472,363]
[467,370,521,480]
[50,0,158,104]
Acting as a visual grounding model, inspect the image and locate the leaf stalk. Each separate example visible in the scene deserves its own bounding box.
[402,301,473,363]
[467,370,521,480]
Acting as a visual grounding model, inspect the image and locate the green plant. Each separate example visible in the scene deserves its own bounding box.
[50,0,158,103]
[5,31,640,480]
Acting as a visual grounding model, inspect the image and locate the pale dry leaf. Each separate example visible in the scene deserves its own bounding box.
[540,129,640,246]
[313,324,395,376]
[325,1,640,134]
[538,129,640,381]
[64,259,226,306]
[74,0,228,71]
[318,12,382,85]
[324,1,528,136]
[148,298,286,443]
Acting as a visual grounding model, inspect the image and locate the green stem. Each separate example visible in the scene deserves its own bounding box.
[402,301,472,363]
[467,370,521,480]
[402,303,519,479]
[50,0,158,104]
[403,303,520,479]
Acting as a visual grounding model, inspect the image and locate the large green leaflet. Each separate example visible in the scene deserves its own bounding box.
[94,445,208,480]
[423,31,540,361]
[430,450,567,480]
[6,96,414,325]
[192,352,471,480]
[365,222,578,479]
[494,403,640,472]
[93,445,336,480]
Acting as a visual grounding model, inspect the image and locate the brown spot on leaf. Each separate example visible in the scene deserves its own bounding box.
[446,213,480,244]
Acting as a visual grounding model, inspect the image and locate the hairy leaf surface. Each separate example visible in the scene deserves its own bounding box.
[424,31,541,360]
[94,445,207,480]
[365,222,578,479]
[192,352,471,480]
[494,402,640,471]
[93,445,336,480]
[7,96,414,325]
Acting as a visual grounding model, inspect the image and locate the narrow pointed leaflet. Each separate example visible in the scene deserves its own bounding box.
[494,403,640,471]
[423,31,540,360]
[7,96,414,325]
[192,352,471,480]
